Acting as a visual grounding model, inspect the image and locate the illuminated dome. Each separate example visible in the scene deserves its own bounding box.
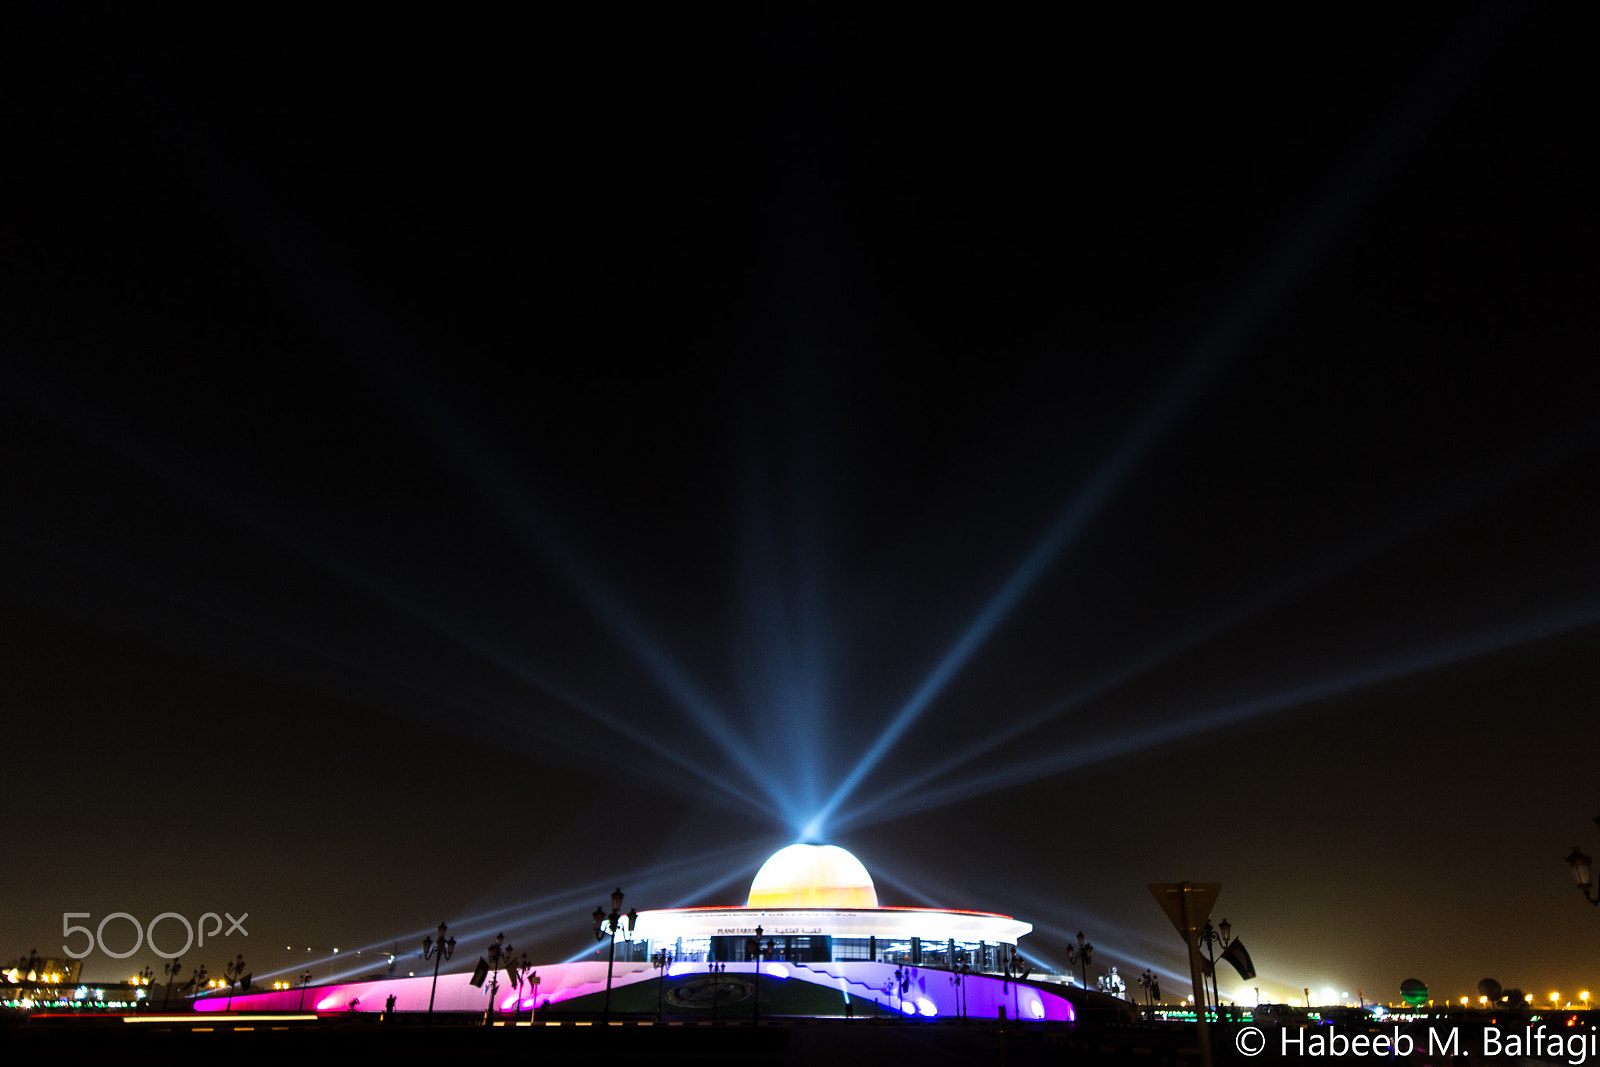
[747,844,879,909]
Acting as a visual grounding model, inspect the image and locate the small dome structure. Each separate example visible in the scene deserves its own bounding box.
[746,844,879,909]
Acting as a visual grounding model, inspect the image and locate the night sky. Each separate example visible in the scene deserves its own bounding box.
[5,4,1599,1008]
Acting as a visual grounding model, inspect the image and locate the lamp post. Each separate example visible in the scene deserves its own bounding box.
[1064,931,1094,992]
[1139,969,1162,1008]
[592,888,637,1024]
[652,948,674,1021]
[504,951,535,1020]
[162,956,183,1011]
[484,933,514,1027]
[1566,836,1600,905]
[949,959,971,1020]
[525,965,541,1019]
[709,960,726,1020]
[892,965,912,1016]
[298,969,312,1012]
[1198,919,1233,1016]
[224,953,246,1013]
[422,922,456,1027]
[746,925,771,1024]
[1000,950,1031,1025]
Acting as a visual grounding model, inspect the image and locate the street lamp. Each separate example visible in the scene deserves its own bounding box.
[592,888,637,1024]
[1001,949,1031,1025]
[1568,842,1600,905]
[652,948,674,1022]
[523,964,541,1019]
[746,925,772,1024]
[162,956,184,1011]
[949,959,971,1019]
[709,960,726,1021]
[299,969,312,1013]
[1064,931,1094,992]
[422,922,456,1026]
[484,933,514,1027]
[1199,919,1233,1015]
[224,953,246,1013]
[1139,969,1162,1010]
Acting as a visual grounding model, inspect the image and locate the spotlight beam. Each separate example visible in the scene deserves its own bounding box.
[36,52,783,817]
[835,432,1593,830]
[738,446,829,828]
[832,594,1600,831]
[266,839,766,984]
[4,380,784,822]
[804,4,1523,842]
[558,865,755,964]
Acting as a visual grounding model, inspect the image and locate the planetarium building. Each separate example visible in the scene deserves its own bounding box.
[202,844,1077,1022]
[627,844,1031,973]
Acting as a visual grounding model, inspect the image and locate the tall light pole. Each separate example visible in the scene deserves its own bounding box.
[709,960,726,1021]
[422,922,456,1027]
[746,925,770,1024]
[162,956,183,1011]
[223,953,246,1013]
[1064,931,1094,992]
[592,888,637,1024]
[528,966,542,1019]
[1566,832,1600,905]
[1139,969,1162,1008]
[484,933,514,1027]
[1198,919,1233,1015]
[505,951,535,1020]
[1001,950,1030,1024]
[949,960,970,1020]
[652,948,674,1022]
[298,969,312,1013]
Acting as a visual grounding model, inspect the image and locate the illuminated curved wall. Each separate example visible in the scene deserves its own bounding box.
[198,959,1074,1022]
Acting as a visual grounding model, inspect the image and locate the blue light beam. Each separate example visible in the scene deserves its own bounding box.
[833,593,1600,829]
[803,1,1523,842]
[52,62,788,820]
[832,431,1595,833]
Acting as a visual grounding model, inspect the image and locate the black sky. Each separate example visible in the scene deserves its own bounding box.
[4,4,1599,1004]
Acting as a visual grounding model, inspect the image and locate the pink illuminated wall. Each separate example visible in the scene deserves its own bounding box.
[197,959,1074,1022]
[195,961,652,1014]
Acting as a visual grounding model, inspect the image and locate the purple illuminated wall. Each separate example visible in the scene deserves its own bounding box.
[198,959,1076,1022]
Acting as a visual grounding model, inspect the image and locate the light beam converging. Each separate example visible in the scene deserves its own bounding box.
[834,594,1600,829]
[1,381,783,824]
[260,839,766,985]
[800,0,1523,843]
[47,55,792,824]
[831,431,1596,833]
[558,865,756,964]
[738,440,831,830]
[353,359,792,820]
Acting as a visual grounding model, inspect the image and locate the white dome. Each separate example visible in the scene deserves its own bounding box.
[746,844,878,909]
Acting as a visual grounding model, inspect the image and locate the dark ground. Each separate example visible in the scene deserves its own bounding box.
[4,1012,1520,1067]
